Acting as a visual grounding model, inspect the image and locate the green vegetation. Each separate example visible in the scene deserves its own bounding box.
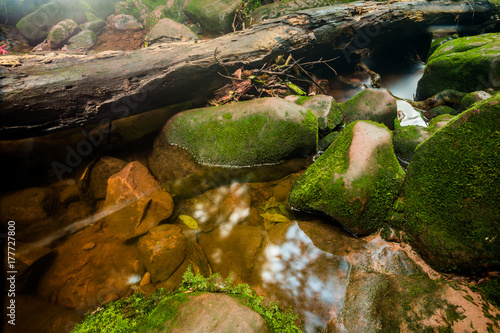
[474,279,500,310]
[289,121,404,235]
[72,267,301,332]
[401,93,500,273]
[417,33,500,100]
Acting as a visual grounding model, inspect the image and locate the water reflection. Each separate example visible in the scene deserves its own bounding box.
[261,222,350,332]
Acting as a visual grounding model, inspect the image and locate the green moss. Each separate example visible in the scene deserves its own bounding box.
[289,121,404,235]
[474,278,500,310]
[402,94,500,273]
[426,105,458,118]
[392,125,428,161]
[166,98,317,167]
[417,33,500,100]
[73,267,302,332]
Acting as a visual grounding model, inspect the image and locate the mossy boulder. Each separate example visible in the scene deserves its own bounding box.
[184,0,243,33]
[393,114,453,162]
[66,30,97,50]
[107,13,144,30]
[461,90,492,110]
[0,0,50,26]
[289,120,404,236]
[145,18,199,44]
[81,18,107,33]
[16,0,98,44]
[153,97,317,168]
[329,269,500,332]
[85,0,121,19]
[47,19,81,49]
[416,33,500,100]
[338,89,398,130]
[401,94,500,273]
[318,131,340,151]
[423,105,458,119]
[141,293,269,332]
[296,94,343,132]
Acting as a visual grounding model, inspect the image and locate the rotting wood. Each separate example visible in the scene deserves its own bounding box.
[0,0,496,140]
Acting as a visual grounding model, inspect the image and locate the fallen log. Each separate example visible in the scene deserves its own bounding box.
[0,0,496,140]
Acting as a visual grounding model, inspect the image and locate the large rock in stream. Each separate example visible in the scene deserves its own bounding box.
[150,97,317,171]
[400,93,500,273]
[289,120,404,236]
[417,33,500,100]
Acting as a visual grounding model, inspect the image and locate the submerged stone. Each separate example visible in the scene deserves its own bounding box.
[153,97,317,168]
[296,94,343,132]
[184,0,243,33]
[137,224,187,284]
[103,161,174,240]
[401,94,500,273]
[289,120,404,236]
[417,33,500,100]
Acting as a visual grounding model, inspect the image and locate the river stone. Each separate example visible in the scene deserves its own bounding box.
[14,242,54,292]
[297,95,343,132]
[289,120,404,236]
[47,19,81,49]
[461,90,492,110]
[104,161,174,241]
[184,0,243,33]
[401,94,500,273]
[145,18,199,44]
[143,293,269,332]
[393,114,453,162]
[0,187,57,223]
[107,14,144,30]
[416,33,500,100]
[80,19,107,33]
[86,156,128,201]
[328,269,500,333]
[84,0,120,19]
[137,224,187,283]
[318,131,340,151]
[423,105,458,119]
[37,223,142,312]
[338,89,398,130]
[66,30,97,50]
[16,0,98,44]
[153,97,317,168]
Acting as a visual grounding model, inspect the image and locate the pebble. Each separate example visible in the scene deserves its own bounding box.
[82,242,96,250]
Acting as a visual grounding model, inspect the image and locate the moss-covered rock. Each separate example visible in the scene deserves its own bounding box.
[47,19,81,49]
[461,90,492,110]
[154,97,318,167]
[145,18,199,44]
[296,94,342,132]
[0,0,51,26]
[338,89,398,130]
[329,269,500,333]
[80,18,107,33]
[184,0,243,33]
[401,94,500,273]
[423,105,458,119]
[416,33,500,100]
[107,13,144,30]
[393,114,453,162]
[67,30,97,50]
[85,0,121,19]
[318,131,339,151]
[289,120,404,236]
[16,0,98,44]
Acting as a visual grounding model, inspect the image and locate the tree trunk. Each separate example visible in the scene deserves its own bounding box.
[0,0,495,140]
